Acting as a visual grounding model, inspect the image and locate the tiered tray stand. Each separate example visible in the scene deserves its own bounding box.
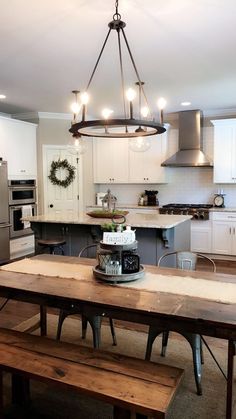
[93,240,145,283]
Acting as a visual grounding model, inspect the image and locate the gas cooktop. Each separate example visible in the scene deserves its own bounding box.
[159,203,213,220]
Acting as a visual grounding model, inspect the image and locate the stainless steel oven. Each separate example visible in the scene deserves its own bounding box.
[9,204,37,238]
[8,179,36,205]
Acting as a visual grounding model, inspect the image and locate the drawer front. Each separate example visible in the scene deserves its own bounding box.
[10,235,35,260]
[211,211,236,221]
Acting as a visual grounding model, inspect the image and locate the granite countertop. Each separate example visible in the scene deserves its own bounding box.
[22,212,192,229]
[210,207,236,212]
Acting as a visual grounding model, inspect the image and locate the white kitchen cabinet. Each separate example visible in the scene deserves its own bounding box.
[93,128,168,184]
[93,137,129,183]
[211,119,236,183]
[0,116,37,179]
[191,220,212,253]
[128,132,168,183]
[212,212,236,255]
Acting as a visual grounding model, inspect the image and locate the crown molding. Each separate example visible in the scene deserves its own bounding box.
[11,111,72,121]
[11,108,236,124]
[38,112,72,120]
[203,108,236,117]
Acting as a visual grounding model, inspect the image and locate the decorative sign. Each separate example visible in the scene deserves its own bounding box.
[103,231,135,245]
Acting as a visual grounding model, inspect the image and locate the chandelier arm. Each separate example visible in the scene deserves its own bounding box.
[117,29,127,120]
[121,27,153,120]
[86,28,112,91]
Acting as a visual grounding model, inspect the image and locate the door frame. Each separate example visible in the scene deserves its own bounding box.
[42,145,83,214]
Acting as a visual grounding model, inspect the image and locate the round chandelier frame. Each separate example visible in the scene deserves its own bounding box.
[69,0,166,139]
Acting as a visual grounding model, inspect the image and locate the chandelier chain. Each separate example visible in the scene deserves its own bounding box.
[121,27,152,118]
[117,29,127,120]
[113,0,121,20]
[86,29,112,91]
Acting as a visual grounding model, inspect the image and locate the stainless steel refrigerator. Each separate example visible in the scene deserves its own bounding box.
[0,160,10,264]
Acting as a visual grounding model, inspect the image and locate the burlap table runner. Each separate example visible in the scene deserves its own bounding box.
[1,258,236,304]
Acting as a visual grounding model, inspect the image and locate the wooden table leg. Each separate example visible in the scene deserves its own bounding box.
[226,340,235,419]
[40,305,47,336]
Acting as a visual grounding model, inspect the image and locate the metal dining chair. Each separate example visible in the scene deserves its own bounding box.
[56,243,117,347]
[145,251,217,396]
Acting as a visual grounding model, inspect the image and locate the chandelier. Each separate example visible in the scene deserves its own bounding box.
[69,0,166,141]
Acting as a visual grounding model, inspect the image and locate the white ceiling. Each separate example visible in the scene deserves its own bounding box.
[1,0,236,118]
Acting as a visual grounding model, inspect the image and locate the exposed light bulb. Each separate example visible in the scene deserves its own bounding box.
[67,136,86,155]
[0,94,6,99]
[157,97,167,110]
[126,88,136,102]
[141,106,149,118]
[102,108,114,119]
[81,92,89,105]
[181,101,191,106]
[129,137,151,152]
[71,102,81,114]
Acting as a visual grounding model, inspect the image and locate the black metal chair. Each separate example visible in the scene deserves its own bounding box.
[56,244,117,347]
[145,251,216,396]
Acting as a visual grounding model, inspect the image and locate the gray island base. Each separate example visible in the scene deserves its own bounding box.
[25,213,191,266]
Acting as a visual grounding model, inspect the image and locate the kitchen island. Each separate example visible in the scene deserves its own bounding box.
[24,212,191,265]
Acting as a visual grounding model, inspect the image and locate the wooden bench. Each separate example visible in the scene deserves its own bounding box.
[0,328,184,419]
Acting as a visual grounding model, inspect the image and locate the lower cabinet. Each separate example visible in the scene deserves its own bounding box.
[10,235,35,260]
[212,212,236,256]
[191,220,212,253]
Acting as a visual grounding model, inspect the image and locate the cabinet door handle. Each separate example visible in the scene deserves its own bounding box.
[230,227,232,234]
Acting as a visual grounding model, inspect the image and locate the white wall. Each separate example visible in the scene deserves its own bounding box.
[36,116,95,213]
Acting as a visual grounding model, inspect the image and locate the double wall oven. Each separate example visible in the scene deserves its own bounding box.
[8,179,37,238]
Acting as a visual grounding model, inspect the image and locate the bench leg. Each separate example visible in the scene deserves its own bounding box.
[0,370,3,419]
[40,305,47,336]
[12,374,30,406]
[113,408,147,419]
[113,406,131,418]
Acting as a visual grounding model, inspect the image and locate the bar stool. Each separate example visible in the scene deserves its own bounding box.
[37,238,66,255]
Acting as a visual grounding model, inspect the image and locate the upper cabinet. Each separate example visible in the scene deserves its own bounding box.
[129,132,168,183]
[211,119,236,183]
[0,116,37,179]
[93,137,129,183]
[93,129,168,184]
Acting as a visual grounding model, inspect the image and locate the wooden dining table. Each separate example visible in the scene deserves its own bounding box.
[0,254,235,418]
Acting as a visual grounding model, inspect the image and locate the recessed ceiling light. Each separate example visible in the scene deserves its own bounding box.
[0,94,6,99]
[181,101,191,106]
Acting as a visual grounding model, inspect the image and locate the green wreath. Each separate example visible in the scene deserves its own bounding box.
[48,159,76,188]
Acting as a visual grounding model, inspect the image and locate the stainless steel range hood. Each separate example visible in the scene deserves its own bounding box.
[161,110,213,167]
